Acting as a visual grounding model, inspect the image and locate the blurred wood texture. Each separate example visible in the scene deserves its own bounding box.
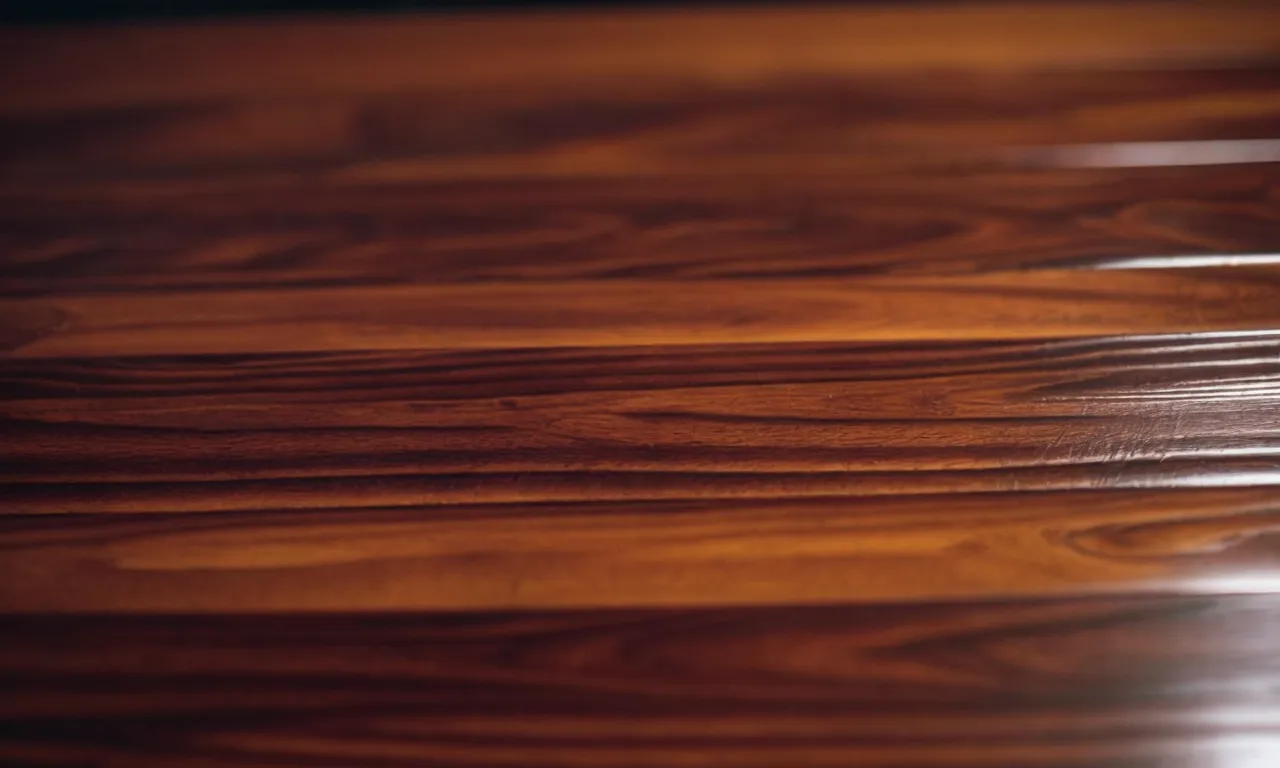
[2,2,1280,766]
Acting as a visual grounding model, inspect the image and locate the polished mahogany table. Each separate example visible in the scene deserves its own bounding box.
[2,2,1279,765]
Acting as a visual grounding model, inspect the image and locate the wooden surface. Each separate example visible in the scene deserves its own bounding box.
[2,2,1280,766]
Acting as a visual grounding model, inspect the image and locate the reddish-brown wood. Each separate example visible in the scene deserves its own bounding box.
[2,2,1280,766]
[8,268,1280,357]
[5,334,1280,518]
[3,595,1279,767]
[2,168,1278,294]
[2,488,1280,611]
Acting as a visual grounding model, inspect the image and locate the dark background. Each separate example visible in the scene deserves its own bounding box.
[4,0,928,25]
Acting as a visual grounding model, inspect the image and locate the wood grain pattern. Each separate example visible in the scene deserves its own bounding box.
[3,2,1280,765]
[8,268,1280,357]
[4,333,1280,516]
[2,167,1278,295]
[2,488,1279,611]
[3,595,1279,766]
[3,69,1280,180]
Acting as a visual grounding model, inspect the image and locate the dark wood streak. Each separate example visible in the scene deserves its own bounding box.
[3,594,1278,766]
[5,331,1278,401]
[3,68,1280,180]
[3,333,1280,514]
[5,3,1280,113]
[1,167,1278,295]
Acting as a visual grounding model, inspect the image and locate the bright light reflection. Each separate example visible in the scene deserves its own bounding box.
[1203,735,1280,768]
[1094,253,1280,270]
[1020,138,1280,168]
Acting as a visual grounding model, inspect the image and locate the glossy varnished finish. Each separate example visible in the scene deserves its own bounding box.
[3,69,1280,180]
[3,595,1279,767]
[2,2,1280,766]
[3,167,1277,295]
[9,268,1280,357]
[2,488,1279,611]
[5,334,1280,516]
